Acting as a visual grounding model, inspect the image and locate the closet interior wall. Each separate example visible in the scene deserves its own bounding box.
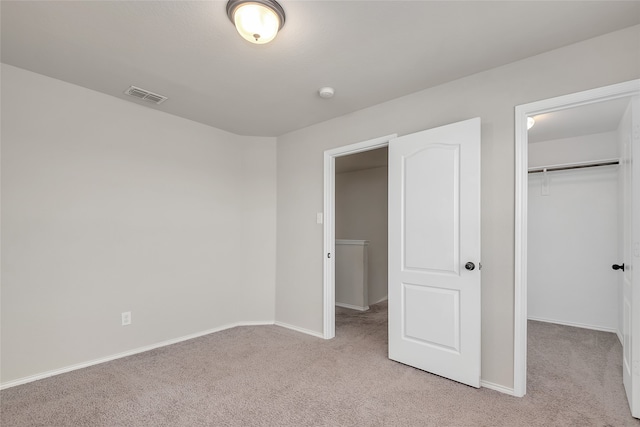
[528,129,622,336]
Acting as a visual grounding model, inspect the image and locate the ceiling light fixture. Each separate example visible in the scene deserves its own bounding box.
[527,117,536,130]
[226,0,285,45]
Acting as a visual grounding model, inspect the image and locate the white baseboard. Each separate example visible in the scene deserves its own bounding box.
[273,321,325,339]
[527,316,617,334]
[335,302,370,311]
[373,296,388,304]
[481,380,516,396]
[0,320,274,390]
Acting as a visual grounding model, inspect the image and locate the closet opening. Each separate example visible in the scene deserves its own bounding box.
[514,80,640,417]
[527,98,627,338]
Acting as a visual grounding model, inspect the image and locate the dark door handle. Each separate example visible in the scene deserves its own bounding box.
[612,263,625,271]
[465,262,475,271]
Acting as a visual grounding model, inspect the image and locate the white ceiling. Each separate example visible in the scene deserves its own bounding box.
[2,1,639,137]
[528,97,632,143]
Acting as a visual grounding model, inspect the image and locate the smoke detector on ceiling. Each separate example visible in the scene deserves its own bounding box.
[124,86,168,105]
[318,87,335,99]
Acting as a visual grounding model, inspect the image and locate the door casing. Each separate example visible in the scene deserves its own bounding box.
[322,134,396,339]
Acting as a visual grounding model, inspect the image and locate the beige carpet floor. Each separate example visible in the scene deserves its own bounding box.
[1,301,638,426]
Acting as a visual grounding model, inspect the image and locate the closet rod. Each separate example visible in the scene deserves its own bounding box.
[528,160,619,174]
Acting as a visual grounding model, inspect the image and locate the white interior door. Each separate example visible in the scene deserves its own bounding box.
[621,96,640,418]
[388,118,481,387]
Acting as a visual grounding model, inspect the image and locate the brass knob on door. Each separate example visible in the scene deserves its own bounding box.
[465,262,475,271]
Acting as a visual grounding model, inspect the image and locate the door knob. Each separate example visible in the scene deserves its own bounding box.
[612,263,625,271]
[465,262,475,271]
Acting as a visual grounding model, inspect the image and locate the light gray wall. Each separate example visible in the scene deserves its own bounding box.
[0,64,277,384]
[336,166,388,304]
[274,25,640,389]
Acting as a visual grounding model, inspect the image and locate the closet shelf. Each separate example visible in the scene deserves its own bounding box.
[528,158,620,174]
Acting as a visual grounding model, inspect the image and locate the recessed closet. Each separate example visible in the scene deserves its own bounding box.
[527,97,631,338]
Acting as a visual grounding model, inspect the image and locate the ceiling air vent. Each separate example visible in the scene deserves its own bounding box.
[124,86,167,105]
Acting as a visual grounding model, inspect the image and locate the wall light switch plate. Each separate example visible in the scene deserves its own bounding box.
[317,213,323,224]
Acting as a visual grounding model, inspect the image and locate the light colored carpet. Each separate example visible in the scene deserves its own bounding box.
[1,301,638,426]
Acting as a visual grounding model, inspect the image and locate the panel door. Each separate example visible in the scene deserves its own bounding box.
[621,96,640,418]
[388,118,481,387]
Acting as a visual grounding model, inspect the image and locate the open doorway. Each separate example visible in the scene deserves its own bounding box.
[333,147,389,318]
[322,135,396,339]
[526,98,630,414]
[527,98,628,335]
[514,80,640,417]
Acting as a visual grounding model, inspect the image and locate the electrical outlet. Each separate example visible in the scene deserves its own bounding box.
[121,311,131,326]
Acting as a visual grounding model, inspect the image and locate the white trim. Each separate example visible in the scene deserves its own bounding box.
[323,134,397,340]
[480,380,516,396]
[0,320,274,390]
[335,302,370,311]
[514,79,640,399]
[373,296,389,304]
[527,316,618,334]
[324,135,396,158]
[274,321,325,339]
[514,101,529,398]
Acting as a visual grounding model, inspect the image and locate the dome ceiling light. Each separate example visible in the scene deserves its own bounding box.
[226,0,286,45]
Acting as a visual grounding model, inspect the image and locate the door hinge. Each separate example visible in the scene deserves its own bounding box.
[327,253,331,259]
[479,262,482,270]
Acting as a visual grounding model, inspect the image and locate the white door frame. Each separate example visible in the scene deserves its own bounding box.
[322,134,396,339]
[514,79,640,397]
